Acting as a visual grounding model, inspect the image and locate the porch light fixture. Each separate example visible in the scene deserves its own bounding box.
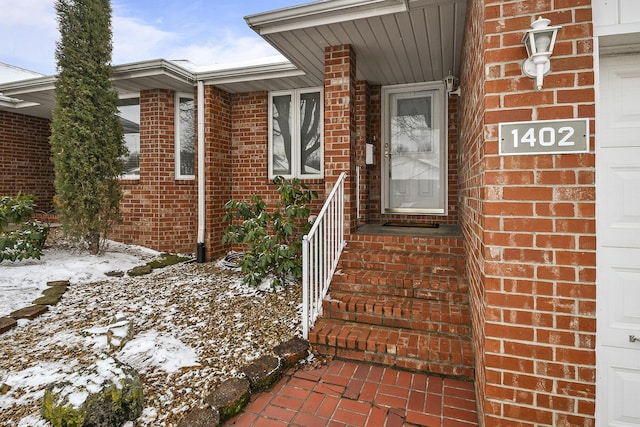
[444,73,460,96]
[521,17,561,90]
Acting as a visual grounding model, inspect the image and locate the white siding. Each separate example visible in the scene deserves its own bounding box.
[594,0,640,36]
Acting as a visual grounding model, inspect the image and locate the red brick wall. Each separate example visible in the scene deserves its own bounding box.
[0,111,54,213]
[228,92,323,207]
[201,85,232,259]
[461,1,597,425]
[355,81,370,225]
[231,92,270,202]
[231,91,325,208]
[366,85,382,218]
[459,0,488,422]
[325,45,357,233]
[206,90,326,257]
[112,89,197,253]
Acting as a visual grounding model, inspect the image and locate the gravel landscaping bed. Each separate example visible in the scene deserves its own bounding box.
[0,258,302,426]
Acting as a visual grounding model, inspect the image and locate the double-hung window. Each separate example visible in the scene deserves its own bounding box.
[269,88,323,179]
[117,96,140,179]
[175,93,195,179]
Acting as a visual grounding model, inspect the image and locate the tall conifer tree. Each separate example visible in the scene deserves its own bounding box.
[50,0,126,254]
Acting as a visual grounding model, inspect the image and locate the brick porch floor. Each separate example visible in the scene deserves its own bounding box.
[226,359,479,426]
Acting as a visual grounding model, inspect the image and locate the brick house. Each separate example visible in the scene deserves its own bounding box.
[1,0,639,425]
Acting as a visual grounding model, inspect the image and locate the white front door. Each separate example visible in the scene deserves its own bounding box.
[597,53,640,426]
[381,82,447,215]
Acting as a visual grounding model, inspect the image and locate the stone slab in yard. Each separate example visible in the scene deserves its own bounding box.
[42,285,68,297]
[10,305,48,320]
[33,294,63,306]
[241,355,282,392]
[105,270,125,277]
[204,377,250,421]
[127,264,153,277]
[177,407,220,427]
[47,280,70,287]
[273,337,309,368]
[0,317,17,334]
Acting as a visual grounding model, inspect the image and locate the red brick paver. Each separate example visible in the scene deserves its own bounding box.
[226,360,478,426]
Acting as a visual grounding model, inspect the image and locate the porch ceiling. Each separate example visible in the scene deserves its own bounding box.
[245,0,468,87]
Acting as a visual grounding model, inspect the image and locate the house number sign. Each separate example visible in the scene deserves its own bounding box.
[498,118,589,156]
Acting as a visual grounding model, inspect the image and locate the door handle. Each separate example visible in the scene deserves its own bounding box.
[630,335,640,343]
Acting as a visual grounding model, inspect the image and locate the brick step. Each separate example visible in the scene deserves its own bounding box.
[323,292,471,336]
[309,319,474,380]
[338,247,465,276]
[331,268,469,303]
[348,231,464,255]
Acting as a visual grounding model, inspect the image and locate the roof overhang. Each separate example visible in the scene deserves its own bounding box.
[195,59,317,93]
[111,59,195,93]
[0,57,323,119]
[0,59,196,119]
[245,0,468,87]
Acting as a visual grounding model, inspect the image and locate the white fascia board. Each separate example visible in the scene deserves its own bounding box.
[112,59,195,84]
[245,0,407,35]
[196,61,305,85]
[0,76,56,97]
[0,97,40,109]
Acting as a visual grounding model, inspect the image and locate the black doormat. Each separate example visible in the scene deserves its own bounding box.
[382,222,439,228]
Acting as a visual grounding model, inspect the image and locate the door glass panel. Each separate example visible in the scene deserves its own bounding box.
[388,90,443,212]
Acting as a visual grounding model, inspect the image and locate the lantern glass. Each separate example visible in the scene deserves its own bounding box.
[534,29,555,54]
[444,74,456,92]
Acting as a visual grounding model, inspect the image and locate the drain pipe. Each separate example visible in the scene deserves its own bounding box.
[196,80,206,263]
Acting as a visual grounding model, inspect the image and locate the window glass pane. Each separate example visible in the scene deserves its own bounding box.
[178,97,195,176]
[272,94,292,176]
[393,95,433,154]
[118,98,140,177]
[299,91,321,175]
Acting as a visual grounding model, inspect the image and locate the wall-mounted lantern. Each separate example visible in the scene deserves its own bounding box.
[521,17,561,90]
[444,73,460,96]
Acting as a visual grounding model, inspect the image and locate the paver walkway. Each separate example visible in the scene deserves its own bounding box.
[227,360,479,426]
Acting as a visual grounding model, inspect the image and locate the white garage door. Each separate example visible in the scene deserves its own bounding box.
[597,53,640,426]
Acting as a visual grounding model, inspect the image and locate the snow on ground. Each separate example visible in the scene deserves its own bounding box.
[0,241,159,317]
[0,242,302,426]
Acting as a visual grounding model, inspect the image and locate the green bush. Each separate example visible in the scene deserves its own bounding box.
[0,194,49,262]
[222,176,318,287]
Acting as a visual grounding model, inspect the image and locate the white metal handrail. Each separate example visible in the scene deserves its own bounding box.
[302,172,347,339]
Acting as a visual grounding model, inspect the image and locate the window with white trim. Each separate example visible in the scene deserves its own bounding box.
[117,96,140,179]
[269,88,323,179]
[175,93,195,179]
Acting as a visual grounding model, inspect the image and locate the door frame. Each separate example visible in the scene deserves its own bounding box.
[380,81,448,215]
